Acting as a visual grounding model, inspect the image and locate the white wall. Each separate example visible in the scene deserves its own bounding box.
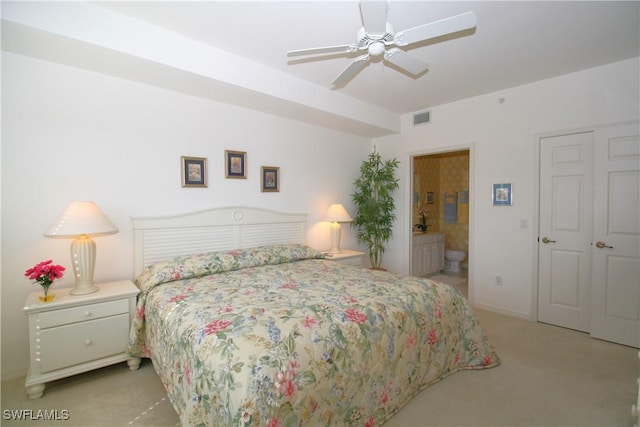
[4,50,638,381]
[1,52,371,380]
[375,58,640,319]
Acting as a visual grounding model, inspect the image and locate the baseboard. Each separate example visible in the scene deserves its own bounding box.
[471,301,533,321]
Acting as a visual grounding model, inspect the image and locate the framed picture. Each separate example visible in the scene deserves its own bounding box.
[181,156,207,187]
[426,192,435,204]
[492,183,513,206]
[225,150,246,179]
[261,166,280,192]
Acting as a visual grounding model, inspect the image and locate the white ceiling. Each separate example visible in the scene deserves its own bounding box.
[94,1,640,113]
[3,1,639,137]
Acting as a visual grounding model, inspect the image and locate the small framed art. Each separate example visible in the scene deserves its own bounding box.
[261,166,280,192]
[492,183,512,206]
[225,150,246,179]
[181,156,207,188]
[426,192,435,204]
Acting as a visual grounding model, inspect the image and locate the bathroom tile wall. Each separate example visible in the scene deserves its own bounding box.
[414,150,469,252]
[413,155,440,231]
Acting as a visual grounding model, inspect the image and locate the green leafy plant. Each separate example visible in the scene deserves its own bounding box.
[351,150,400,269]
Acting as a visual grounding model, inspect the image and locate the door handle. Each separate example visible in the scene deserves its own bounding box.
[541,237,556,244]
[595,241,613,249]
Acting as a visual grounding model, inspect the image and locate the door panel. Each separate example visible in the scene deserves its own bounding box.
[591,123,640,347]
[550,250,580,307]
[538,132,593,332]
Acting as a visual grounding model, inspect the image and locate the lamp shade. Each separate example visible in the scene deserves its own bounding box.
[45,201,118,238]
[323,204,352,223]
[44,201,118,295]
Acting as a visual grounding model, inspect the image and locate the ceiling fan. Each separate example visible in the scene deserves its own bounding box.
[287,0,477,87]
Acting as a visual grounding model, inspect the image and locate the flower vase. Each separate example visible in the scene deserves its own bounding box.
[38,287,55,303]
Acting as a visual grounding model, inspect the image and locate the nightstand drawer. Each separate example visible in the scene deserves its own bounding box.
[38,299,129,328]
[39,314,130,373]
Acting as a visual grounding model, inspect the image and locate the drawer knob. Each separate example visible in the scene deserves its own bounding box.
[84,311,92,317]
[85,339,93,345]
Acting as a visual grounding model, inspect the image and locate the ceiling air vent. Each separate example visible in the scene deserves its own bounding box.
[413,111,431,126]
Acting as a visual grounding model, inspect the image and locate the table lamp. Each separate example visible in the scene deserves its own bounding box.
[323,204,352,254]
[45,201,118,295]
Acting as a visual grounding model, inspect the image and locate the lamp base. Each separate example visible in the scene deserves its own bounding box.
[70,235,99,295]
[69,283,99,295]
[329,222,342,254]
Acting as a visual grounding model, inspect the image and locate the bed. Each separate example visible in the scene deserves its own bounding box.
[127,207,499,426]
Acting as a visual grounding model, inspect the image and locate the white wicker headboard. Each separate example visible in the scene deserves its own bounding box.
[131,206,307,277]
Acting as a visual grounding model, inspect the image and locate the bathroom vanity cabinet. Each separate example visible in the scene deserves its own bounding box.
[412,232,445,277]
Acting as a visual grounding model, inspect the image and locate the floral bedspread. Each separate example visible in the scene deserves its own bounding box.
[128,244,499,427]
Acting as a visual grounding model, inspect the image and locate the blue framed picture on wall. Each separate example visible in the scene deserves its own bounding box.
[492,183,512,206]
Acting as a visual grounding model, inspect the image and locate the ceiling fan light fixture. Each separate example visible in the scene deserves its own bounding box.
[368,42,385,57]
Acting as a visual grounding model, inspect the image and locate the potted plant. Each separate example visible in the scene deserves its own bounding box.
[351,150,400,269]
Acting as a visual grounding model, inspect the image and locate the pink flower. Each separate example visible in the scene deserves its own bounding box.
[428,328,438,346]
[168,295,187,303]
[365,416,377,427]
[303,315,318,329]
[281,379,295,397]
[267,417,281,427]
[453,353,462,367]
[184,363,192,387]
[276,360,300,398]
[169,266,184,280]
[434,301,442,319]
[204,319,231,335]
[483,355,493,366]
[345,308,366,324]
[380,391,389,405]
[406,330,416,350]
[24,260,65,289]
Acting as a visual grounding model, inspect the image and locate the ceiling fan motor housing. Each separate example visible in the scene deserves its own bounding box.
[357,23,395,56]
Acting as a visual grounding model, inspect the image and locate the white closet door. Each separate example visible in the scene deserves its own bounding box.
[590,122,640,348]
[538,131,593,332]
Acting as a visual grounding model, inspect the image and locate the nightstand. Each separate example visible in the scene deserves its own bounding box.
[323,249,365,266]
[23,280,139,399]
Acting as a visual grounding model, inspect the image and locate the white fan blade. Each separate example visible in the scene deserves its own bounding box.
[287,44,357,57]
[332,54,370,86]
[394,11,477,46]
[384,48,429,75]
[360,0,388,36]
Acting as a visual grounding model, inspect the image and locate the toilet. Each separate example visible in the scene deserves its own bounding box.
[444,250,466,273]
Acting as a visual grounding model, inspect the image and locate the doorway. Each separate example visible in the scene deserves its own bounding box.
[410,148,472,298]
